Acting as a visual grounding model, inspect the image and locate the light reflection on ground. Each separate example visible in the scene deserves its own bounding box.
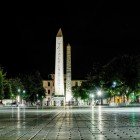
[0,106,140,140]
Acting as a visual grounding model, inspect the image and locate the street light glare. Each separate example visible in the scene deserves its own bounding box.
[17,95,20,102]
[112,81,117,87]
[97,90,102,96]
[90,93,94,98]
[91,94,94,98]
[18,89,21,92]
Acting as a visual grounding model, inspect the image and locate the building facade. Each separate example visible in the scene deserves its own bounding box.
[43,74,83,106]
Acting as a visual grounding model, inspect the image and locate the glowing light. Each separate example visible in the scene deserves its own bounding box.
[17,95,20,102]
[97,90,102,96]
[112,81,117,87]
[91,94,94,98]
[18,89,21,93]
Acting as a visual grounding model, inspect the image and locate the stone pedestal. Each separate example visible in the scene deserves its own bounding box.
[53,97,65,106]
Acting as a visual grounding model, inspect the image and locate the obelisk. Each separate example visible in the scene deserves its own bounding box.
[66,43,72,104]
[54,28,64,106]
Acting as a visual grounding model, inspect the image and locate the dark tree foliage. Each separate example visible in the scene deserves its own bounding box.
[7,78,24,99]
[84,55,139,101]
[72,85,89,101]
[3,80,11,99]
[103,55,138,91]
[21,71,45,103]
[0,67,6,100]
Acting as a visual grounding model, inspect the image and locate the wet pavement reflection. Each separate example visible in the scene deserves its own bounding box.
[0,106,140,140]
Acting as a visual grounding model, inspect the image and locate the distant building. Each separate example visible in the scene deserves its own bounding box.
[43,74,84,106]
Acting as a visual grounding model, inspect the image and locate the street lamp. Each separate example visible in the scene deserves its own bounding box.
[90,94,94,106]
[22,90,26,104]
[97,90,102,96]
[18,89,21,93]
[36,94,38,104]
[17,88,21,104]
[97,90,102,105]
[112,81,117,88]
[17,89,26,104]
[41,96,44,108]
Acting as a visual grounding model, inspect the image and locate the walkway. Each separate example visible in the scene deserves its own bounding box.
[0,107,140,139]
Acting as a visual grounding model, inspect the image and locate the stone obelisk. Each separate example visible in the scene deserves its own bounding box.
[54,28,64,106]
[66,43,72,104]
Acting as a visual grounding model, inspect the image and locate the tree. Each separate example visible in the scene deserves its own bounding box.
[0,67,6,101]
[118,55,137,91]
[72,85,80,103]
[8,78,24,100]
[72,84,89,105]
[3,79,11,99]
[84,63,107,100]
[21,71,45,103]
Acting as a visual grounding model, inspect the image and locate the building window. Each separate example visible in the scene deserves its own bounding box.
[48,90,50,94]
[48,82,50,86]
[75,82,78,86]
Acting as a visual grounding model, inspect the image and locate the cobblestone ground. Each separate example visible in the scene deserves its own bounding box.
[0,106,140,140]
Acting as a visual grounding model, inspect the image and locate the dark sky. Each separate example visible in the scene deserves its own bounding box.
[1,1,140,79]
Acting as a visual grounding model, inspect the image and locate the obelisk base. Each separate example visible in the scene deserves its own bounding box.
[53,96,65,106]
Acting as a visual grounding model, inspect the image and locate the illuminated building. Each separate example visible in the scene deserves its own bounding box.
[43,75,83,106]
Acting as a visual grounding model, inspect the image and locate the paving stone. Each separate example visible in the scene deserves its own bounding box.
[0,107,140,139]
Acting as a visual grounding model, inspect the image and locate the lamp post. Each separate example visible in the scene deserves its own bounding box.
[91,94,94,106]
[17,89,26,104]
[41,95,44,109]
[112,81,117,103]
[90,94,94,106]
[112,81,117,88]
[17,89,21,104]
[22,90,26,104]
[97,90,102,105]
[36,94,38,105]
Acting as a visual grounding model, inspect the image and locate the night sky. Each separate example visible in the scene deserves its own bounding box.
[1,1,140,79]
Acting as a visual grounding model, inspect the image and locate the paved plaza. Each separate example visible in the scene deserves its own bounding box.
[0,106,140,140]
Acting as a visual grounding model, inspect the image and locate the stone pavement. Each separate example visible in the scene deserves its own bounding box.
[0,106,140,140]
